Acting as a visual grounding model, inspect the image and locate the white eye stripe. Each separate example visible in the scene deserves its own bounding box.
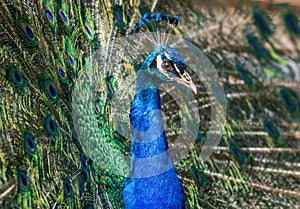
[156,55,164,69]
[157,55,173,71]
[164,52,171,60]
[156,55,171,78]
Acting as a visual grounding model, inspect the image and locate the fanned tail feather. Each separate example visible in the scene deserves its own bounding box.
[1,0,300,208]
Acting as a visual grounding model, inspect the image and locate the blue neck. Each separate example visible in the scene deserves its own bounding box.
[123,66,185,209]
[129,70,173,178]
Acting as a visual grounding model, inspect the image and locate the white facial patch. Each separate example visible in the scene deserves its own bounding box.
[156,55,170,79]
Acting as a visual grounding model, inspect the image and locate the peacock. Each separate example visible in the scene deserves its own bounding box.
[0,0,300,208]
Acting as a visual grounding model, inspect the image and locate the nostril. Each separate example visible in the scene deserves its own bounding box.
[183,73,190,81]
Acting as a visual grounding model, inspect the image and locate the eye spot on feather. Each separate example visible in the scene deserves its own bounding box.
[43,80,59,101]
[67,54,74,67]
[49,84,56,96]
[25,26,34,39]
[253,8,272,36]
[44,116,57,136]
[56,61,68,83]
[59,10,68,24]
[18,172,29,192]
[63,180,72,198]
[59,68,65,77]
[45,10,53,22]
[263,119,280,140]
[65,182,71,192]
[14,70,22,83]
[283,12,300,36]
[23,132,36,155]
[7,65,25,87]
[20,19,35,40]
[50,121,55,131]
[279,87,297,113]
[43,2,55,25]
[20,175,28,186]
[26,137,34,148]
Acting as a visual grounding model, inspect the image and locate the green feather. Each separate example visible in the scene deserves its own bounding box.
[1,1,300,208]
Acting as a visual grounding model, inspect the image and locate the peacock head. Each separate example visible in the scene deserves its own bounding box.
[141,45,197,94]
[131,13,197,94]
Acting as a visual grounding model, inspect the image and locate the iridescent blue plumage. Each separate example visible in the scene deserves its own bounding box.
[123,44,196,208]
[123,86,185,209]
[132,13,178,34]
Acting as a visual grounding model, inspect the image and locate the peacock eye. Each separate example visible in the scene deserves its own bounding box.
[161,61,173,71]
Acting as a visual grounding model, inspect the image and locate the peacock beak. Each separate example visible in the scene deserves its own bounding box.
[171,71,197,94]
[170,58,197,94]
